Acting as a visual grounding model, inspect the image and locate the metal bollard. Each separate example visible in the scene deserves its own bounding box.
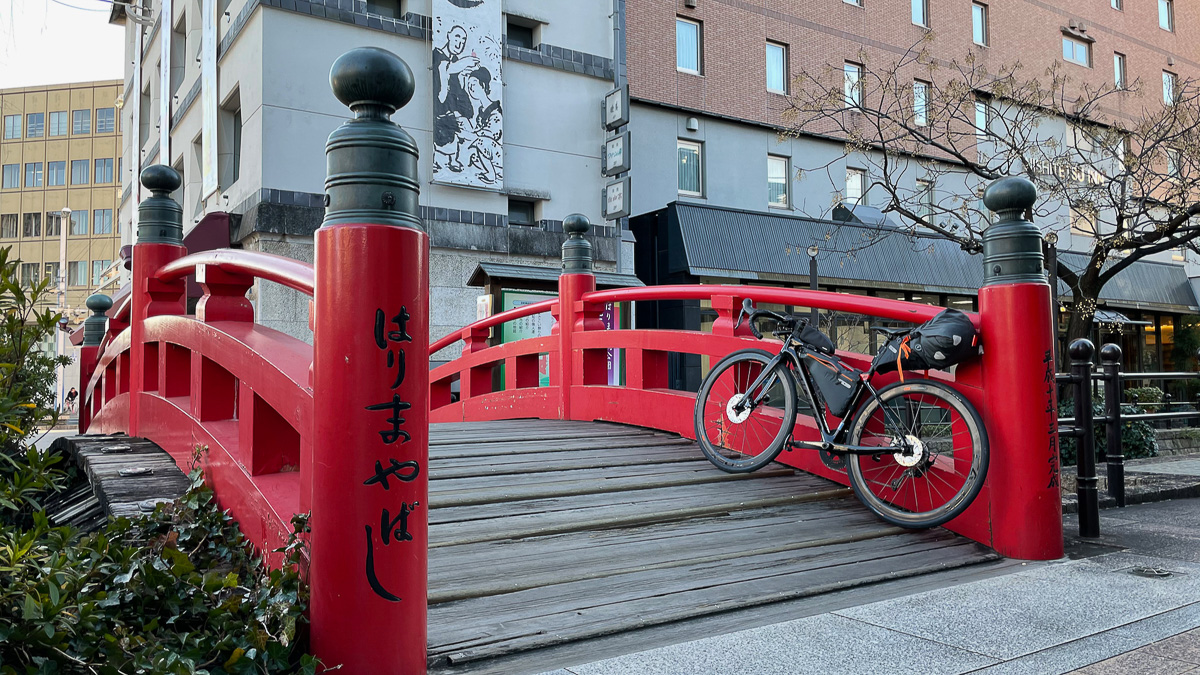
[1070,338,1099,537]
[1100,344,1125,508]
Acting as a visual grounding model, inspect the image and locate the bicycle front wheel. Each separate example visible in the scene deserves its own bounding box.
[845,379,989,529]
[694,349,797,473]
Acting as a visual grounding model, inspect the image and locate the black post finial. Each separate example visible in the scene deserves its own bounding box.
[83,293,113,346]
[981,176,1044,286]
[324,47,422,231]
[561,214,594,274]
[137,165,184,245]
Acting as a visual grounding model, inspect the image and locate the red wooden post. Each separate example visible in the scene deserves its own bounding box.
[129,167,187,437]
[308,48,429,673]
[557,215,596,419]
[77,293,112,432]
[977,177,1063,560]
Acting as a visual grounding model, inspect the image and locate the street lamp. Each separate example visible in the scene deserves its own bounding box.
[58,207,70,417]
[806,245,819,325]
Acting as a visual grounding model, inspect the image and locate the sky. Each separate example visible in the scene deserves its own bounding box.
[0,0,125,89]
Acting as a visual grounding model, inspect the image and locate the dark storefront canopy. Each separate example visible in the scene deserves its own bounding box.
[657,202,1198,314]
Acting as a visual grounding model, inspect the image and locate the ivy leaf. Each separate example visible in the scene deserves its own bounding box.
[223,647,245,669]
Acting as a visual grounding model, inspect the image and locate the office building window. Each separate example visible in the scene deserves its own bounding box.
[768,155,789,207]
[975,100,990,138]
[20,263,38,287]
[45,212,62,237]
[845,0,863,6]
[1168,149,1182,180]
[47,161,66,186]
[766,42,788,94]
[93,209,113,235]
[844,62,863,107]
[1,165,17,189]
[48,111,67,137]
[676,18,701,74]
[70,210,88,235]
[1114,53,1127,89]
[24,163,42,188]
[972,3,988,46]
[508,199,536,225]
[1159,0,1173,31]
[72,109,91,135]
[94,158,114,184]
[912,0,928,26]
[678,139,703,196]
[1070,205,1097,235]
[0,214,16,238]
[44,263,59,286]
[2,115,19,139]
[845,167,867,206]
[1062,36,1091,67]
[1163,71,1178,105]
[68,261,87,286]
[26,113,43,138]
[913,80,930,126]
[96,107,116,133]
[23,213,40,238]
[1111,0,1121,9]
[365,0,401,18]
[916,179,935,222]
[71,159,89,185]
[506,19,536,49]
[92,260,112,286]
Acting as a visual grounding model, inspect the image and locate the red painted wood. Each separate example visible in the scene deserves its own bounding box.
[310,223,429,673]
[156,249,316,296]
[129,242,187,436]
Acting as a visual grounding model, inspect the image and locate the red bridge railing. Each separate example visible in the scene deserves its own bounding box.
[76,47,1061,675]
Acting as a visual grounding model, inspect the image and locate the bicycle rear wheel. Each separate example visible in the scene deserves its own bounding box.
[694,349,797,473]
[845,379,988,529]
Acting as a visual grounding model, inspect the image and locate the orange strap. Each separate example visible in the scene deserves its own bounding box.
[897,336,912,383]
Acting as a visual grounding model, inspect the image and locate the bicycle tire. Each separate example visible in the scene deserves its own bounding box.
[845,379,989,529]
[694,349,798,473]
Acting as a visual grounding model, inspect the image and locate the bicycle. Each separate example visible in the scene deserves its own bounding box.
[693,299,989,529]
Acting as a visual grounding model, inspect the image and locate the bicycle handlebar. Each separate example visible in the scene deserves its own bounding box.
[734,298,806,340]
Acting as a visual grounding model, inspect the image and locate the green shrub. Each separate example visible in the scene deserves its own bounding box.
[1059,398,1158,465]
[0,454,318,674]
[1125,386,1164,412]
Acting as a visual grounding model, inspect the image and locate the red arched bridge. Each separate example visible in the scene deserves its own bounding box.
[75,48,1060,674]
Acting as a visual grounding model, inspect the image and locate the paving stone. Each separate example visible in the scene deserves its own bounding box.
[1145,629,1200,665]
[1069,650,1196,674]
[564,613,997,675]
[835,554,1200,660]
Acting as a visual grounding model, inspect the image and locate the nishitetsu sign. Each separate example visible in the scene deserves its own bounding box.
[1030,158,1106,187]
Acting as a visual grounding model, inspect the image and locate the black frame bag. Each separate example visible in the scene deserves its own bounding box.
[804,353,860,418]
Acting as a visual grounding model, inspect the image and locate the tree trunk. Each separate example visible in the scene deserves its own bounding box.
[1065,280,1101,347]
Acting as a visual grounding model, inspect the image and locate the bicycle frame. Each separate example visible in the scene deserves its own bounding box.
[734,338,912,456]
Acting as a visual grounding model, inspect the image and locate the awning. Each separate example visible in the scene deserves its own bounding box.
[661,202,1200,313]
[467,262,644,289]
[1093,309,1152,326]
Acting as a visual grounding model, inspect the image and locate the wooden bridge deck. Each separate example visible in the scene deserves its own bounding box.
[427,420,1001,674]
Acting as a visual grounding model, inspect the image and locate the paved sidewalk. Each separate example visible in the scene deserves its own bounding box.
[1067,627,1200,674]
[541,498,1200,675]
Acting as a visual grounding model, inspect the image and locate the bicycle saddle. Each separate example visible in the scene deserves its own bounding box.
[870,326,910,339]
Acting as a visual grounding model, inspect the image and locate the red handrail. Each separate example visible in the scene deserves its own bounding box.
[155,250,316,296]
[429,297,558,354]
[583,284,978,326]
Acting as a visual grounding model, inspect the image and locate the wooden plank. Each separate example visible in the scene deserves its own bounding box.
[429,474,837,525]
[430,539,996,664]
[429,435,693,461]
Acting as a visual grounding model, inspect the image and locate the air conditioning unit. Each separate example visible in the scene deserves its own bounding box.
[684,0,697,8]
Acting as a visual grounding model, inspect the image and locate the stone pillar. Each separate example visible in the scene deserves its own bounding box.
[308,47,429,673]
